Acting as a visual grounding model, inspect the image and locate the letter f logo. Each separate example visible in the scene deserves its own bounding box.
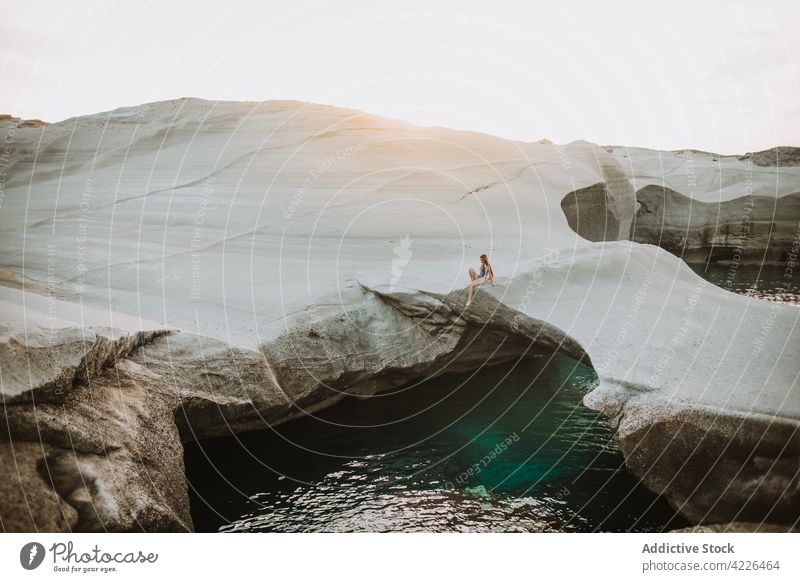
[20,542,46,570]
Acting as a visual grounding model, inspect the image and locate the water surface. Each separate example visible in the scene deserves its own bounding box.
[186,355,687,532]
[689,263,799,306]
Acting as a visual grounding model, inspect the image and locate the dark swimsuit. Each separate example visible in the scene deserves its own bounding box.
[478,264,490,284]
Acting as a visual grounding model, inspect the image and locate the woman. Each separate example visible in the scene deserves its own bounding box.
[465,254,494,307]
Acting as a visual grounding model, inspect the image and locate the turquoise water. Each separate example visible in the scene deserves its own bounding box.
[185,354,687,532]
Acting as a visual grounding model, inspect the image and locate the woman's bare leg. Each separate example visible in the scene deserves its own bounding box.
[468,267,477,281]
[465,277,485,307]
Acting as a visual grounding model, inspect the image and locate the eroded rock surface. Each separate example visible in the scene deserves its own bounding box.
[587,396,800,525]
[1,99,798,532]
[1,355,192,532]
[0,441,79,532]
[262,283,587,412]
[0,287,189,531]
[560,160,638,242]
[740,146,800,168]
[2,280,586,531]
[631,185,800,264]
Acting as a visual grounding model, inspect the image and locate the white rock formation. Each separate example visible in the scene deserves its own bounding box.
[608,145,800,201]
[565,146,800,262]
[1,99,798,530]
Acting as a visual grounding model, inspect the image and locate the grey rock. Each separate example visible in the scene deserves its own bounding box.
[631,185,800,264]
[601,396,800,526]
[560,162,638,242]
[739,147,800,167]
[0,441,78,532]
[2,358,191,532]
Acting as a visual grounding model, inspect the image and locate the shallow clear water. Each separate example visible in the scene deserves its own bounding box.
[186,355,687,532]
[689,263,799,306]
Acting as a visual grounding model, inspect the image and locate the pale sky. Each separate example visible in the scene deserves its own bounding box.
[2,0,798,153]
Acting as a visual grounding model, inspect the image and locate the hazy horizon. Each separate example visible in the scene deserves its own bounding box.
[3,0,799,154]
[6,95,799,157]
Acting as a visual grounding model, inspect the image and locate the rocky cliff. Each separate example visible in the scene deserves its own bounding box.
[1,99,798,531]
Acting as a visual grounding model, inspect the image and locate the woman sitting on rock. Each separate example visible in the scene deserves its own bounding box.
[465,254,495,307]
